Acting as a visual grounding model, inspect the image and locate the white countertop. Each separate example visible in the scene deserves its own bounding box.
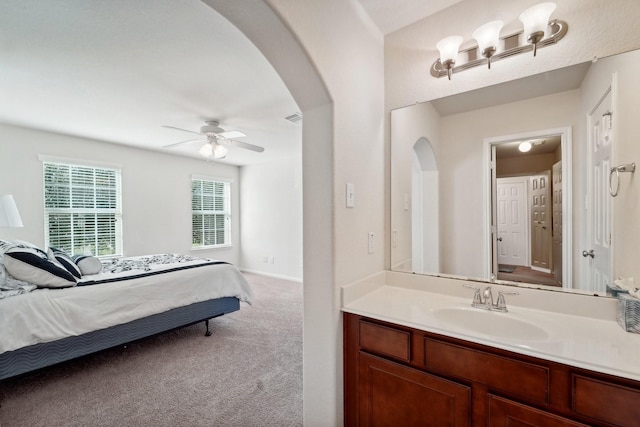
[342,271,640,382]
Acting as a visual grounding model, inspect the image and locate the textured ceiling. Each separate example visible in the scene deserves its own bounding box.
[357,0,464,34]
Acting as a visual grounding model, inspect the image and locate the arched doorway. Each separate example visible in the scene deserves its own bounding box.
[202,1,337,424]
[412,137,439,273]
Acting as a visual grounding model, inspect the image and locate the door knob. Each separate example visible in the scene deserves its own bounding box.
[582,250,595,258]
[497,237,503,242]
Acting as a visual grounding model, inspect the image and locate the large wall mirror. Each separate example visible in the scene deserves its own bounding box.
[391,48,640,296]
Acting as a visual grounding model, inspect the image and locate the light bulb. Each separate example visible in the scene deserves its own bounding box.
[199,143,213,157]
[519,141,532,152]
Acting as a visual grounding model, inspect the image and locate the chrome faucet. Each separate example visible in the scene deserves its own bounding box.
[463,285,518,312]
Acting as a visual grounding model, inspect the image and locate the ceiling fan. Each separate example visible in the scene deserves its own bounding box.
[162,120,264,159]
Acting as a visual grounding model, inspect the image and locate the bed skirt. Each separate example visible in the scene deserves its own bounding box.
[0,296,240,381]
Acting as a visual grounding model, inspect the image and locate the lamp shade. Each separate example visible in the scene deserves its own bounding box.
[473,20,504,56]
[0,195,24,228]
[436,36,463,64]
[519,2,556,41]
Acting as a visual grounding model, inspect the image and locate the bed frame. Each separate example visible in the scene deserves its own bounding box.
[0,296,239,381]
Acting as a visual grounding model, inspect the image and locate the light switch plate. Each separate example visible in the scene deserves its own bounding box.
[346,183,355,208]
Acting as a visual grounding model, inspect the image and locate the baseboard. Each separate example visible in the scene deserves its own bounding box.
[240,268,303,283]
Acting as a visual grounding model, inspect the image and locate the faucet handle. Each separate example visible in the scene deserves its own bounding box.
[496,290,519,311]
[463,284,483,305]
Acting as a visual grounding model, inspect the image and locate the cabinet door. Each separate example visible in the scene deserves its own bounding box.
[358,352,470,427]
[488,395,589,427]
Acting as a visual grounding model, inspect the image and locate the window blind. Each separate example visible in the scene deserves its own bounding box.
[43,162,122,256]
[191,178,230,248]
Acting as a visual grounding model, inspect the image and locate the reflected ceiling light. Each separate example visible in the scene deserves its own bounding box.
[519,2,557,56]
[436,36,463,80]
[518,141,532,152]
[431,3,566,79]
[472,20,503,69]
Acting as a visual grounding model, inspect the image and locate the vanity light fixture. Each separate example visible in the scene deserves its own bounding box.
[435,36,463,80]
[432,2,566,79]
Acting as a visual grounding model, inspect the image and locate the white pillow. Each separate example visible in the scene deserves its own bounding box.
[4,247,77,289]
[72,255,103,275]
[48,248,83,279]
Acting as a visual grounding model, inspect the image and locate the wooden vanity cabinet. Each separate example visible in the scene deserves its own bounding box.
[344,313,640,427]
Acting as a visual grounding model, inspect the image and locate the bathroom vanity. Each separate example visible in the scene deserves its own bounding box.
[342,272,640,426]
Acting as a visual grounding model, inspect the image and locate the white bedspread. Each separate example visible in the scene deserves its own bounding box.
[0,255,253,354]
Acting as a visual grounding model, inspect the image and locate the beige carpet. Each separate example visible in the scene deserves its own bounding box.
[0,273,302,427]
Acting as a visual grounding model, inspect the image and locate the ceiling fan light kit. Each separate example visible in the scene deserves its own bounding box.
[162,119,264,160]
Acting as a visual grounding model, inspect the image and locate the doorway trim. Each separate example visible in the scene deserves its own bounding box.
[483,127,573,289]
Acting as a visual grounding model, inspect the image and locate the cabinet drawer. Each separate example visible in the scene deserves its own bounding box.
[489,394,589,427]
[359,320,410,362]
[425,338,549,405]
[572,374,640,426]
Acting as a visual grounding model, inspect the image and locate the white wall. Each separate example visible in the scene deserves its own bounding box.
[240,153,303,281]
[0,124,241,264]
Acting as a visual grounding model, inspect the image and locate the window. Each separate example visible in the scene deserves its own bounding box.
[43,161,122,256]
[191,177,231,248]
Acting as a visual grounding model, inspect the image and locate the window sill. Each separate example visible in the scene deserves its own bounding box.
[191,244,232,251]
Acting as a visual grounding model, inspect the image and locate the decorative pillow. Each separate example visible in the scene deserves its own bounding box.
[11,240,48,257]
[48,248,82,279]
[4,247,77,289]
[0,239,12,254]
[72,255,103,275]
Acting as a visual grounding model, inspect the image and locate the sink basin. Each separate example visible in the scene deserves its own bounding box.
[432,307,549,341]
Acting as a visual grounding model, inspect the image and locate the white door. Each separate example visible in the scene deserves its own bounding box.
[497,178,528,267]
[552,161,563,285]
[586,88,613,293]
[530,172,552,272]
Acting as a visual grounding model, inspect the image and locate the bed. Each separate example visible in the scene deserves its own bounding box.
[0,252,253,381]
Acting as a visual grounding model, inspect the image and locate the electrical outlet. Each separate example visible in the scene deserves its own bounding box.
[368,232,375,254]
[263,256,268,263]
[270,256,275,264]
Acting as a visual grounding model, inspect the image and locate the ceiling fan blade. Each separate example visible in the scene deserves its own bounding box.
[219,130,246,139]
[162,125,202,136]
[222,139,265,153]
[162,138,206,148]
